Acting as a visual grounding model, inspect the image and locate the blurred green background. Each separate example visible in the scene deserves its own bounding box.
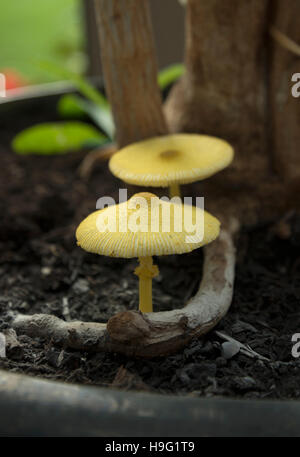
[0,0,85,85]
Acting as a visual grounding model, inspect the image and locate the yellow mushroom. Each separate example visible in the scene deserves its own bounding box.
[76,192,220,313]
[109,134,234,198]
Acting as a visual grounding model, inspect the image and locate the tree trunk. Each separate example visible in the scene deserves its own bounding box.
[165,0,300,225]
[94,0,167,147]
[270,0,300,183]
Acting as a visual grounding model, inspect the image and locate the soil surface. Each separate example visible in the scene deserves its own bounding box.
[0,98,300,400]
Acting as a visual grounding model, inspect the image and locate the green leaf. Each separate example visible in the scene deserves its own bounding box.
[158,63,185,91]
[40,61,109,107]
[74,98,115,139]
[57,94,87,118]
[58,94,114,138]
[41,61,115,137]
[12,122,107,155]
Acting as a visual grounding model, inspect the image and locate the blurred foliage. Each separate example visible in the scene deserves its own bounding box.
[12,122,106,155]
[41,62,114,138]
[55,62,185,138]
[57,93,87,119]
[11,63,184,155]
[0,0,85,84]
[158,63,185,91]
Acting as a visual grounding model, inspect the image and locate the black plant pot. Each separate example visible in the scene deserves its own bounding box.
[1,369,300,437]
[1,85,300,438]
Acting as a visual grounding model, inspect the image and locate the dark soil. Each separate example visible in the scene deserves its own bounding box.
[0,97,300,400]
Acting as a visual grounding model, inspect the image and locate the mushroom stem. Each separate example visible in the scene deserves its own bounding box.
[134,256,159,313]
[169,183,181,198]
[139,276,153,313]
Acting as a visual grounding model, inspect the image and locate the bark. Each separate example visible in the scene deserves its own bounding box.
[269,0,300,183]
[166,0,270,164]
[165,0,300,225]
[94,0,167,147]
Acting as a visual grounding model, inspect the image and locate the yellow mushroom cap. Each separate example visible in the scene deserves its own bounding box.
[76,192,220,258]
[109,134,234,187]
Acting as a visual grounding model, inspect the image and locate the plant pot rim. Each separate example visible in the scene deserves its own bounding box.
[0,77,101,107]
[1,86,300,438]
[1,369,300,437]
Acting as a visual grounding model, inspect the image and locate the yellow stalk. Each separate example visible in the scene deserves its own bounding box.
[169,182,181,199]
[134,256,159,313]
[139,276,153,313]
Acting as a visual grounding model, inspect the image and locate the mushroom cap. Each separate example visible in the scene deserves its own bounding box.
[76,192,220,258]
[109,134,234,187]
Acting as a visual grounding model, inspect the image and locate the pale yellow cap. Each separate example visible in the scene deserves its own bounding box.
[76,192,220,258]
[109,134,234,187]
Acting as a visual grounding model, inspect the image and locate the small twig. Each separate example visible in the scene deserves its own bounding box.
[271,210,295,240]
[57,349,65,368]
[0,333,6,358]
[0,329,23,359]
[78,143,117,179]
[270,26,300,57]
[215,330,270,362]
[39,225,74,242]
[62,297,71,322]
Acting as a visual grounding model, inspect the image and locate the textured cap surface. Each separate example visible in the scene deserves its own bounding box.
[76,192,220,258]
[109,134,234,187]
